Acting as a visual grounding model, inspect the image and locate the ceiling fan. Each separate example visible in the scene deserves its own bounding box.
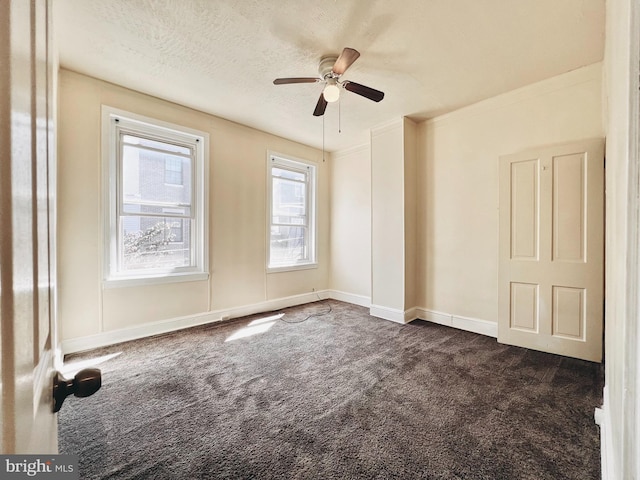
[273,47,385,117]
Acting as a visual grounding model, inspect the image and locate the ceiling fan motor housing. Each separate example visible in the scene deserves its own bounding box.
[318,55,339,79]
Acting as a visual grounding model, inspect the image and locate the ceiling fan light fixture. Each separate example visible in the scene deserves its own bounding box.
[323,81,340,103]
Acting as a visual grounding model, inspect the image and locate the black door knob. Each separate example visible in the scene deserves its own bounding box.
[53,368,102,413]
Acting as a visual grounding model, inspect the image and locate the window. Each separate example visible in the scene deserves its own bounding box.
[103,107,208,284]
[267,153,317,271]
[164,157,183,185]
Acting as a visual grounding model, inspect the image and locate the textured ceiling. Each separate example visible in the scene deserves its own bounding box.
[53,0,605,152]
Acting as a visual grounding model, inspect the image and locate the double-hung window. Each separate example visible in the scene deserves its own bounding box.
[103,107,208,284]
[267,153,317,271]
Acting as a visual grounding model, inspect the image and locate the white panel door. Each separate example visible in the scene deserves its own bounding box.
[498,139,604,362]
[0,0,58,453]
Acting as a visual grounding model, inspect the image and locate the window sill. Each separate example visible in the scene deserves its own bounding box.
[103,272,209,289]
[266,263,318,274]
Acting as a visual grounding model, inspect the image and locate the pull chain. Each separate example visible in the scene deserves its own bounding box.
[322,113,325,162]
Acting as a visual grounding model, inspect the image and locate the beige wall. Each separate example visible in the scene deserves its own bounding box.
[371,120,406,311]
[57,69,329,342]
[416,63,604,322]
[329,144,371,298]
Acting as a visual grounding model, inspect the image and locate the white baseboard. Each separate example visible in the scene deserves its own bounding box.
[328,297,496,336]
[595,386,616,480]
[61,311,221,354]
[61,290,330,355]
[404,307,419,323]
[369,304,412,324]
[415,308,498,338]
[61,292,498,355]
[327,290,371,308]
[419,309,453,327]
[452,314,497,337]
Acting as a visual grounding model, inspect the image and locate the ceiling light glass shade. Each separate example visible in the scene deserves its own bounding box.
[323,83,340,103]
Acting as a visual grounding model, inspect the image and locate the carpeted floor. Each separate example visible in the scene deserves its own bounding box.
[59,300,603,479]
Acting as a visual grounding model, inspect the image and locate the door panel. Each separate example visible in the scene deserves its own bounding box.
[0,0,58,453]
[552,286,585,339]
[510,282,539,332]
[510,158,539,260]
[552,153,586,263]
[498,139,604,362]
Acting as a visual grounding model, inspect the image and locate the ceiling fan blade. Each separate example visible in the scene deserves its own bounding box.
[343,81,385,102]
[273,77,320,85]
[332,47,360,75]
[313,93,328,116]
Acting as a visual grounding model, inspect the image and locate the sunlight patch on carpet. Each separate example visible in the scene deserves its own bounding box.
[225,313,283,342]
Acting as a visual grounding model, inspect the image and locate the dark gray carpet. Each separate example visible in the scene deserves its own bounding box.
[59,300,603,479]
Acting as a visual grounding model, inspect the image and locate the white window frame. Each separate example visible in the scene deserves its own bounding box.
[267,152,317,272]
[102,106,209,287]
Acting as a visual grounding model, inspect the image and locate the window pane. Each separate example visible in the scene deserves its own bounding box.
[165,157,183,185]
[122,202,191,217]
[268,156,315,269]
[272,177,306,225]
[121,216,191,270]
[270,226,307,265]
[122,145,192,207]
[122,135,191,156]
[272,167,305,182]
